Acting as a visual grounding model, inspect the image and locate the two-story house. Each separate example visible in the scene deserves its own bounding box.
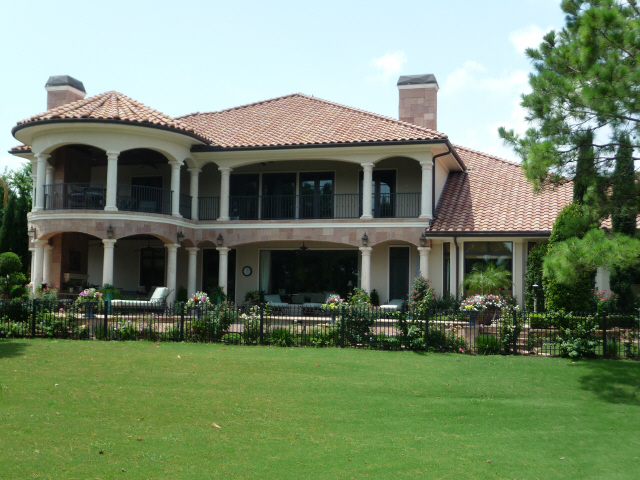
[9,74,572,305]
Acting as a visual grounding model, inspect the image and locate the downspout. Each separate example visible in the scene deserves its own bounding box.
[428,144,452,227]
[453,236,459,299]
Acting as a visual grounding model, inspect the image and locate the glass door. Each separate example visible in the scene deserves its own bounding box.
[299,172,334,219]
[230,174,259,220]
[262,173,296,219]
[389,246,410,301]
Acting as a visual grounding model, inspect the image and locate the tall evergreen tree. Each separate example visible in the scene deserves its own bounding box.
[0,193,30,273]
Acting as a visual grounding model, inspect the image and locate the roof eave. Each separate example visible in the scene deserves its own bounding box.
[425,230,551,237]
[12,118,212,145]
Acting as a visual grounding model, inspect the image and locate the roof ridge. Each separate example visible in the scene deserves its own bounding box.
[453,144,522,168]
[178,92,448,138]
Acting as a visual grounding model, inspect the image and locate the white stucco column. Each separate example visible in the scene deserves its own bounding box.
[31,169,37,211]
[165,244,179,304]
[360,163,374,219]
[170,161,182,217]
[359,246,372,293]
[188,168,200,220]
[186,247,199,297]
[217,247,230,294]
[34,154,49,211]
[418,246,431,279]
[450,242,458,299]
[218,167,232,221]
[29,247,36,285]
[102,239,117,286]
[45,164,54,187]
[42,244,53,286]
[32,240,46,291]
[105,150,119,211]
[419,160,433,219]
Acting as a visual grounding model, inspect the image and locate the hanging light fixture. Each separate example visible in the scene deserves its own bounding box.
[107,225,114,239]
[28,227,36,239]
[217,234,224,246]
[361,233,368,246]
[177,231,185,244]
[300,242,308,251]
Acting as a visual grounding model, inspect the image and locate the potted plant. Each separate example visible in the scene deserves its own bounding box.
[462,263,513,325]
[75,288,104,318]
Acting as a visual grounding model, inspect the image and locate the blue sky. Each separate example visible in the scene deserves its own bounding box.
[0,0,565,171]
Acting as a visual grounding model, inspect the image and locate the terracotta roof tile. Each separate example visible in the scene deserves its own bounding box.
[9,144,31,152]
[429,145,573,233]
[178,93,447,148]
[17,91,213,143]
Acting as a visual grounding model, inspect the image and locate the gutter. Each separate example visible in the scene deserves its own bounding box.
[426,231,551,238]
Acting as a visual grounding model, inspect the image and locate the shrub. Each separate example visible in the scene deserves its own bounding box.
[98,284,121,300]
[269,327,294,347]
[241,306,262,344]
[475,335,502,355]
[555,316,599,359]
[342,306,376,345]
[140,324,160,341]
[427,326,468,353]
[0,252,22,277]
[222,332,241,345]
[176,285,188,303]
[407,276,436,315]
[348,288,371,306]
[370,289,380,307]
[308,325,339,347]
[432,294,460,312]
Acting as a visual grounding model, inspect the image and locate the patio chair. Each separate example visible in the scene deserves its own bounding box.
[264,294,289,307]
[380,299,405,311]
[110,287,172,313]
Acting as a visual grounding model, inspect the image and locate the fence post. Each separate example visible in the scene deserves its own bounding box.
[31,301,37,338]
[259,303,264,345]
[103,300,108,341]
[602,312,608,358]
[340,306,345,348]
[424,309,429,351]
[512,309,518,355]
[180,302,185,342]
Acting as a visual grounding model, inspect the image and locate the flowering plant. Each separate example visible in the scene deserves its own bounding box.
[186,291,211,308]
[75,288,104,305]
[594,289,617,314]
[460,294,506,312]
[407,276,436,314]
[322,294,345,311]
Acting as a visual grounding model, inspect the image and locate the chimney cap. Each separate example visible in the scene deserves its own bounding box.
[397,74,438,87]
[45,75,86,93]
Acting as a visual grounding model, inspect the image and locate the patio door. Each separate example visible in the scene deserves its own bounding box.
[262,173,296,219]
[299,172,334,219]
[389,246,410,302]
[230,174,259,220]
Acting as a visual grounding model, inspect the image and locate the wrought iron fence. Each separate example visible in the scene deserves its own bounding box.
[44,183,107,210]
[116,184,172,215]
[1,301,638,359]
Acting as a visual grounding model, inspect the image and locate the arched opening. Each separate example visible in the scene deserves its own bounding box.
[45,145,108,210]
[364,157,422,219]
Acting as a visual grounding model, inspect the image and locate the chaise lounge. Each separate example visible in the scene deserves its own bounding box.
[110,287,172,312]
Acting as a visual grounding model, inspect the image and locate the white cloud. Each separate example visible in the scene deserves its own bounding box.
[509,24,554,54]
[442,60,529,97]
[366,51,407,84]
[0,154,26,173]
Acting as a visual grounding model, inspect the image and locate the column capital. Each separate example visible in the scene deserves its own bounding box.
[216,246,230,254]
[169,160,182,170]
[102,239,117,247]
[36,153,50,162]
[218,166,232,174]
[165,243,180,252]
[360,162,374,170]
[106,150,120,158]
[188,167,201,175]
[34,239,48,246]
[417,246,431,253]
[44,243,53,251]
[28,247,36,253]
[186,247,199,254]
[420,160,433,168]
[359,246,372,255]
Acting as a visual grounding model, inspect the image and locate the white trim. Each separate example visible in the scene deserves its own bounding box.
[45,85,87,98]
[398,84,439,91]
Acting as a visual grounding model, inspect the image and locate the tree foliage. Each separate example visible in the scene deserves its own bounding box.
[500,0,640,291]
[463,263,512,296]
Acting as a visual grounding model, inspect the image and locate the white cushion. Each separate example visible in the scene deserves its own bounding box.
[150,287,168,300]
[264,294,282,304]
[380,299,404,310]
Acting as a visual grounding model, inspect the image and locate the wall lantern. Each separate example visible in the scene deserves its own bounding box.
[419,233,427,247]
[107,225,114,239]
[361,233,368,246]
[28,227,36,240]
[217,234,224,246]
[177,231,185,244]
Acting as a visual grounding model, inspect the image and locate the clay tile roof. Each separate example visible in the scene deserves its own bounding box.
[16,91,213,143]
[178,93,448,148]
[429,145,573,233]
[9,144,31,152]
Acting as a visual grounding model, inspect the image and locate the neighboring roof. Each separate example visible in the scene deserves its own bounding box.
[178,93,448,148]
[9,144,31,153]
[14,91,213,144]
[45,75,86,93]
[429,146,573,234]
[397,74,438,86]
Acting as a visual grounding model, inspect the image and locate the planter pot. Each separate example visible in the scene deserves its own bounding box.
[478,306,501,326]
[468,311,478,326]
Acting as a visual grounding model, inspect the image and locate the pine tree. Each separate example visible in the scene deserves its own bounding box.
[0,193,30,273]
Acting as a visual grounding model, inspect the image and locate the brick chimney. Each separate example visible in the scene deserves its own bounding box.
[397,74,438,130]
[45,75,86,110]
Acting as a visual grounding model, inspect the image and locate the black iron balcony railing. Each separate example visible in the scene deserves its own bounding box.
[227,193,362,220]
[44,183,106,210]
[179,193,192,219]
[117,184,172,215]
[198,197,220,220]
[372,192,421,218]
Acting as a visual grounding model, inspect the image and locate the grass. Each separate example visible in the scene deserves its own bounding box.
[1,340,640,479]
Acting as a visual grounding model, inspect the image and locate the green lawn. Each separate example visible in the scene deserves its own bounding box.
[1,340,639,479]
